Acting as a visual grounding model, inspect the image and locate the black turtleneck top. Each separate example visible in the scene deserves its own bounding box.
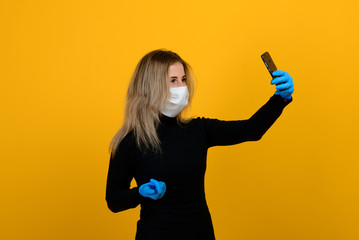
[105,94,292,240]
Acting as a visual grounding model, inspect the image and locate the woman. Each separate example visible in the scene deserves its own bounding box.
[105,49,294,240]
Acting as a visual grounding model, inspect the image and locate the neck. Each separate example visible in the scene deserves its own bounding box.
[159,114,178,124]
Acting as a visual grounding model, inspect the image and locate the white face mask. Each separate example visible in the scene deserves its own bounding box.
[160,86,189,117]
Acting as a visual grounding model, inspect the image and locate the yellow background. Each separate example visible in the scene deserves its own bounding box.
[1,0,358,239]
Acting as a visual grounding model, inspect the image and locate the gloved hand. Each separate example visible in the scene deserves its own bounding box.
[271,70,294,100]
[139,179,166,200]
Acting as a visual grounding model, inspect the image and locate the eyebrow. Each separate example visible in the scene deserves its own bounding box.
[170,75,186,79]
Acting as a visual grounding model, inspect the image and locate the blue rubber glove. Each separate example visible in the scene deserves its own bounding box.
[139,179,166,200]
[271,70,294,100]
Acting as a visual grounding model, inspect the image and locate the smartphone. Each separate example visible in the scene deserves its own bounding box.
[261,52,277,77]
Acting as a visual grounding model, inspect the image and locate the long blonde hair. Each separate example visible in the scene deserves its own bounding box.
[109,49,195,157]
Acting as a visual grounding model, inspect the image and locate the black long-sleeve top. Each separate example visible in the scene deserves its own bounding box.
[105,94,292,240]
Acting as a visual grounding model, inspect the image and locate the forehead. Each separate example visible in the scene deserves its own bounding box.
[168,61,185,75]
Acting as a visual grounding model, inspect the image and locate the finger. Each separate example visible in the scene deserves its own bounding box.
[279,86,294,94]
[150,178,157,184]
[158,182,166,195]
[272,70,286,77]
[146,189,156,195]
[142,185,156,195]
[150,179,160,194]
[276,82,292,91]
[158,186,164,198]
[271,76,289,85]
[160,182,166,192]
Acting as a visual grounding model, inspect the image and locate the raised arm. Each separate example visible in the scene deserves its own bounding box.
[204,70,294,147]
[203,94,292,148]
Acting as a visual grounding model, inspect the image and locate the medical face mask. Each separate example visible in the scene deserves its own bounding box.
[160,86,189,118]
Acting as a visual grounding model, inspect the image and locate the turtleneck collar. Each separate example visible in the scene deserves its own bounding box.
[159,114,178,125]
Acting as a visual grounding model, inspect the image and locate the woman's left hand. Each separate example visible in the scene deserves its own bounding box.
[271,70,294,100]
[139,179,166,200]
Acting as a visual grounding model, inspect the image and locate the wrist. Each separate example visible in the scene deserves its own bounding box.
[138,185,145,196]
[280,94,292,100]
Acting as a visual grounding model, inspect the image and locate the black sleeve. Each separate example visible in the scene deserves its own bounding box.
[203,94,292,148]
[105,134,142,213]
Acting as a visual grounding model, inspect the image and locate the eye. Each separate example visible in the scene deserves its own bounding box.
[182,78,187,82]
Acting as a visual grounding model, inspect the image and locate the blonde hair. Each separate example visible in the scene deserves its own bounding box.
[109,49,195,157]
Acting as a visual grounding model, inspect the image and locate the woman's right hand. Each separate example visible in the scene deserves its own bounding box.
[139,179,166,200]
